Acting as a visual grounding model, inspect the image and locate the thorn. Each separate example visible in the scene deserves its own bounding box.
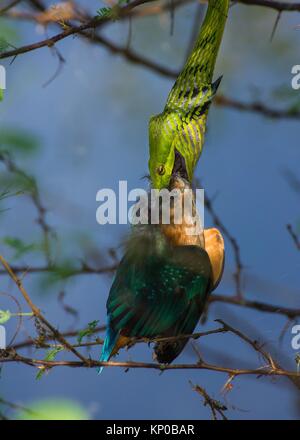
[270,11,282,42]
[169,0,175,36]
[212,75,223,95]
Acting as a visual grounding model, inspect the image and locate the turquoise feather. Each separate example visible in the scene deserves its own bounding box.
[99,226,213,367]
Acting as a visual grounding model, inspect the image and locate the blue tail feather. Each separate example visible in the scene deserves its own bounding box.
[97,323,118,374]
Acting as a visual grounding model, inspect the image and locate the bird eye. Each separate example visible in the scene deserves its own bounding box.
[157,165,165,176]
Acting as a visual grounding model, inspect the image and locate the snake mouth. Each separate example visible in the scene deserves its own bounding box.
[172,149,188,180]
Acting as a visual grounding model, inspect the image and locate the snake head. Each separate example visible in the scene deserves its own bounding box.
[148,114,175,189]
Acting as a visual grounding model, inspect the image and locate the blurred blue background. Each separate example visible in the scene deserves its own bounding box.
[0,0,300,420]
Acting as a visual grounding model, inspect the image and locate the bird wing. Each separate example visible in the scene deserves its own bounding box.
[107,245,212,340]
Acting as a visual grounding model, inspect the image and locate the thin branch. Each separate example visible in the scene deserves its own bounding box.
[13,326,227,351]
[287,224,300,250]
[1,318,299,380]
[215,319,276,370]
[214,95,300,119]
[190,382,228,420]
[203,190,244,299]
[0,262,299,318]
[2,3,299,120]
[28,0,45,12]
[1,351,299,378]
[237,0,300,12]
[0,397,38,417]
[12,324,106,350]
[0,253,89,364]
[83,32,178,78]
[270,11,282,42]
[0,0,155,60]
[210,294,300,319]
[0,0,22,15]
[0,263,118,276]
[0,152,55,264]
[2,0,300,61]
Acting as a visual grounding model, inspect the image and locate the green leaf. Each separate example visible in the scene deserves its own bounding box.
[97,7,113,19]
[36,347,64,380]
[40,262,80,289]
[0,129,39,154]
[0,309,11,324]
[14,399,90,420]
[271,84,296,101]
[97,1,126,21]
[77,320,99,344]
[97,0,129,18]
[0,173,36,195]
[44,347,64,362]
[3,236,39,260]
[287,102,300,116]
[0,37,10,53]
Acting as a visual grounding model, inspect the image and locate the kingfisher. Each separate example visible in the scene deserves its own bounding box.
[99,176,224,369]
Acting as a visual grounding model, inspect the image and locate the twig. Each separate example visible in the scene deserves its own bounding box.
[1,351,299,378]
[270,11,282,41]
[203,189,244,299]
[287,224,300,250]
[12,324,106,350]
[214,94,300,119]
[0,260,299,319]
[0,0,21,15]
[2,3,300,120]
[190,382,228,420]
[0,263,118,276]
[0,254,89,364]
[13,326,227,351]
[0,152,55,264]
[0,397,38,417]
[237,0,300,12]
[215,319,276,370]
[210,294,300,319]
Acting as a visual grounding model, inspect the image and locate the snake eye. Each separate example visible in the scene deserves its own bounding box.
[157,165,165,176]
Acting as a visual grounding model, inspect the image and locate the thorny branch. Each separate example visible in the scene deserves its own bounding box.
[0,250,298,381]
[190,382,228,420]
[0,258,298,381]
[1,0,300,119]
[1,347,299,378]
[0,253,89,364]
